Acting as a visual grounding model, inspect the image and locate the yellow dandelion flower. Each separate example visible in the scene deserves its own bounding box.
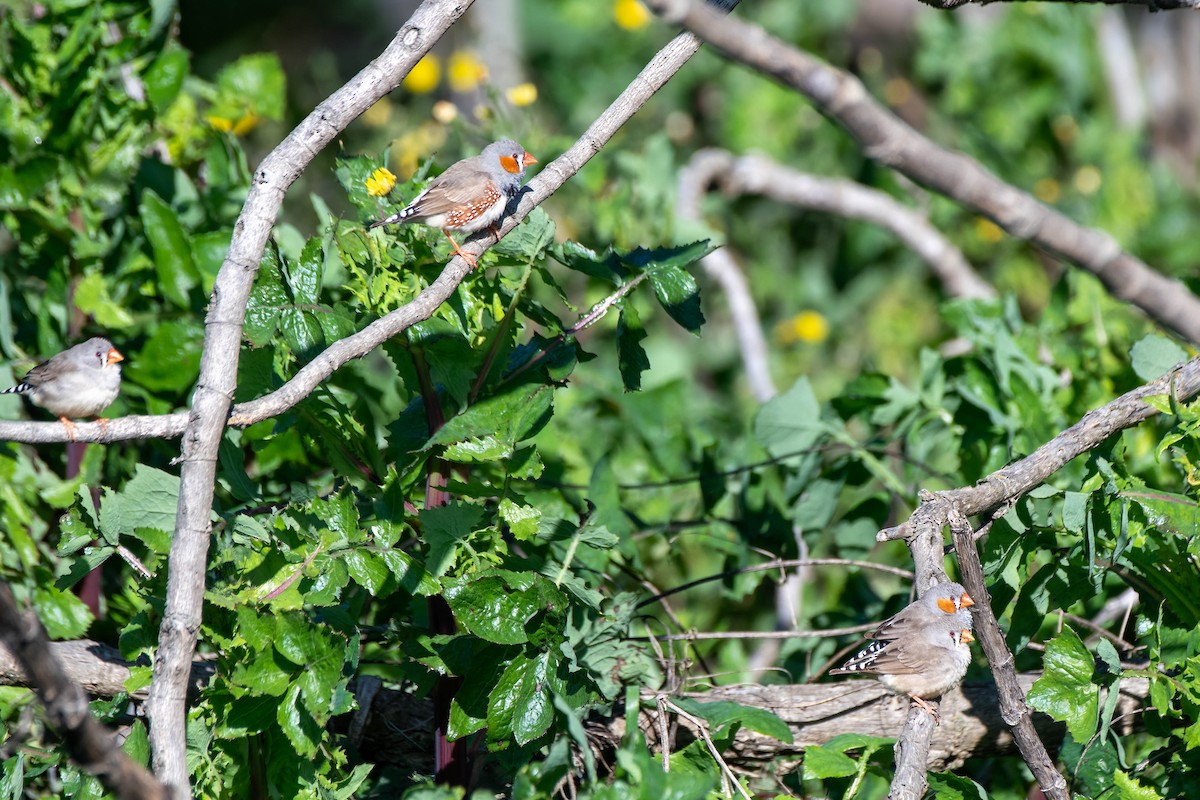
[1033,177,1060,204]
[365,167,397,197]
[614,0,651,30]
[1074,166,1102,195]
[448,51,488,93]
[403,54,441,94]
[206,113,260,136]
[975,218,1004,243]
[777,310,829,345]
[506,82,538,107]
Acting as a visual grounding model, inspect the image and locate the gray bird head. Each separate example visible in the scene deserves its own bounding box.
[481,139,538,190]
[74,337,124,371]
[921,581,975,626]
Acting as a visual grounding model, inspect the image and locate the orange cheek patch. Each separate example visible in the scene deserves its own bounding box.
[500,155,520,173]
[937,597,957,614]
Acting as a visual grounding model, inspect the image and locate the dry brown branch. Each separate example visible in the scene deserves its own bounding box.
[0,582,170,800]
[950,507,1070,800]
[643,0,1200,344]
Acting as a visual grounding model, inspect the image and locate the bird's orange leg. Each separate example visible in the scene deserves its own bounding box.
[443,231,478,268]
[58,417,79,442]
[909,695,940,724]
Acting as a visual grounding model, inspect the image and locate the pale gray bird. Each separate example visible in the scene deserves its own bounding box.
[830,581,976,719]
[2,337,124,439]
[369,139,538,267]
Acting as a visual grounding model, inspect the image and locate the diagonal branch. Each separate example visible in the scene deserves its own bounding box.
[950,506,1069,800]
[879,354,1200,541]
[0,581,170,800]
[642,0,1200,344]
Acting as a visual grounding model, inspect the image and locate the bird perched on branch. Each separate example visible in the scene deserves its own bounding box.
[830,581,975,720]
[2,337,124,440]
[369,139,538,267]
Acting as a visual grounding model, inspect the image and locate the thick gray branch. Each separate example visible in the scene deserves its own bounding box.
[643,0,1200,344]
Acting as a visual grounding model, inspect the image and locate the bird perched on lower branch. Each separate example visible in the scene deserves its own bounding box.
[830,581,976,721]
[2,337,124,440]
[369,139,538,268]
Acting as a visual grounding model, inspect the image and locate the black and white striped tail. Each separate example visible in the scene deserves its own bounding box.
[369,205,417,229]
[830,640,888,674]
[1,383,31,395]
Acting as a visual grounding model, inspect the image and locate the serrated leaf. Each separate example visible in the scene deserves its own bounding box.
[801,743,858,780]
[276,683,321,757]
[427,383,554,458]
[1028,626,1099,742]
[420,502,485,578]
[445,575,537,645]
[245,250,289,346]
[494,206,555,262]
[927,771,988,800]
[343,550,389,596]
[32,586,93,639]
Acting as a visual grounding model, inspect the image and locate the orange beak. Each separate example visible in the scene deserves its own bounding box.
[960,592,975,608]
[961,629,975,644]
[523,151,538,165]
[107,347,124,366]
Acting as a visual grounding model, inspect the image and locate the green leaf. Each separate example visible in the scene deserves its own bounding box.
[616,303,650,392]
[144,46,189,113]
[427,383,555,460]
[120,721,150,766]
[140,190,199,308]
[927,772,988,800]
[32,586,93,639]
[73,271,135,329]
[801,743,857,780]
[445,575,537,645]
[420,502,485,578]
[1115,770,1162,800]
[1028,626,1099,742]
[214,53,286,121]
[494,206,556,262]
[343,550,389,596]
[98,465,182,544]
[1131,334,1188,382]
[126,320,204,392]
[276,682,322,758]
[670,698,793,744]
[646,264,704,335]
[755,377,825,459]
[245,249,289,346]
[488,651,554,745]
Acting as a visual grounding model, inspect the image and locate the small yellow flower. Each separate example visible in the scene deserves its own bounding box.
[207,116,234,133]
[776,310,829,345]
[448,51,488,93]
[614,0,651,30]
[403,54,441,94]
[1033,177,1060,204]
[506,82,538,107]
[975,218,1004,243]
[365,167,397,197]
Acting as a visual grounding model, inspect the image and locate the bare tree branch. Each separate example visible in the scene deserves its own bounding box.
[0,582,170,800]
[142,5,707,790]
[718,152,997,302]
[879,354,1200,542]
[643,0,1200,344]
[146,1,477,790]
[950,507,1070,800]
[676,150,777,404]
